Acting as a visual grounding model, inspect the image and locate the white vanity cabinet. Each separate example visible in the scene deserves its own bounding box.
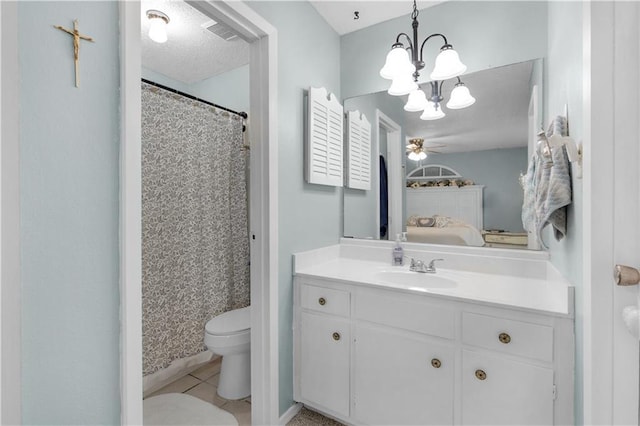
[293,277,574,425]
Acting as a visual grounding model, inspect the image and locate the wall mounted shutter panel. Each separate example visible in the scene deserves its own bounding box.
[346,110,372,190]
[306,87,344,186]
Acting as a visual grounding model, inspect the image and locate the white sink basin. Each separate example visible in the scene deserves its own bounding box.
[374,270,457,289]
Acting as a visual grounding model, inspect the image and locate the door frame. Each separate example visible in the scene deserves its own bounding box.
[119,2,279,424]
[377,110,402,240]
[0,2,21,424]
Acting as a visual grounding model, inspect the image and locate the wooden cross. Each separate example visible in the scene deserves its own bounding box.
[54,20,94,88]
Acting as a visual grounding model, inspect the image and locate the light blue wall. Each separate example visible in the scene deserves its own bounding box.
[421,148,528,232]
[341,1,548,100]
[190,65,249,114]
[19,2,120,423]
[245,1,342,415]
[142,65,250,114]
[543,2,584,423]
[142,67,190,93]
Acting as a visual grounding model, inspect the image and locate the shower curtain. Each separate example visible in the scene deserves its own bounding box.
[141,82,250,376]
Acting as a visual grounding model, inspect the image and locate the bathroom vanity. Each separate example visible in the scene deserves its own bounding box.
[293,240,574,425]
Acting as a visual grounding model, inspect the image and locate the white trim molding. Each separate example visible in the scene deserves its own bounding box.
[1,2,22,424]
[119,2,143,424]
[120,1,279,424]
[376,110,402,240]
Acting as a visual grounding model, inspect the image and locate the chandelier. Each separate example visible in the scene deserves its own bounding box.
[379,0,475,120]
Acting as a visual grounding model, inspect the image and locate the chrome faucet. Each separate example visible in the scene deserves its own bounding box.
[409,257,444,273]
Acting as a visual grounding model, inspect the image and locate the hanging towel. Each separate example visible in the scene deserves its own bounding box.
[535,116,572,247]
[521,154,537,233]
[379,155,389,238]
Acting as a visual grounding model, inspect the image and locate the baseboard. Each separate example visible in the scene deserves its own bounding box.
[143,352,216,397]
[279,402,303,425]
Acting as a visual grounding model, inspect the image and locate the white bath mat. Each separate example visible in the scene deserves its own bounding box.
[144,393,238,425]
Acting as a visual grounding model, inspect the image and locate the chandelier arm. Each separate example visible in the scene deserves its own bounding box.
[395,32,414,51]
[418,33,449,62]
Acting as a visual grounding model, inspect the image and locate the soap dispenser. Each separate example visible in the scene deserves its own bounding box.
[392,233,404,266]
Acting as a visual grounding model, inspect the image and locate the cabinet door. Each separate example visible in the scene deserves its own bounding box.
[299,312,350,417]
[354,324,454,425]
[462,350,554,425]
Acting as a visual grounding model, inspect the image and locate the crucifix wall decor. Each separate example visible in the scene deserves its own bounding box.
[54,20,94,88]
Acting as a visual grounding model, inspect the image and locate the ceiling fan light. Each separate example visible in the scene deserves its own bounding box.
[420,101,446,120]
[404,89,428,112]
[388,75,418,97]
[418,151,428,160]
[430,45,467,81]
[147,10,169,44]
[380,44,415,80]
[408,151,420,161]
[446,82,476,109]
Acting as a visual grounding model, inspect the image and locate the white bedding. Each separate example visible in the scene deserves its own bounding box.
[406,224,485,247]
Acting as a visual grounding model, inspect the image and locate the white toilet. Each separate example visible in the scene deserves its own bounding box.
[204,306,251,400]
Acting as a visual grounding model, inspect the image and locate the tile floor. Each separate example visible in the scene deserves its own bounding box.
[145,358,342,426]
[145,357,251,425]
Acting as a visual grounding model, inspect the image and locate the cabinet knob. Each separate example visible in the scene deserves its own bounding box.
[431,358,441,368]
[475,369,487,380]
[318,297,326,306]
[498,332,511,344]
[332,332,341,341]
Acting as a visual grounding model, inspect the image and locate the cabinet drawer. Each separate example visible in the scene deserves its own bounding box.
[462,312,553,362]
[300,284,350,317]
[355,290,455,339]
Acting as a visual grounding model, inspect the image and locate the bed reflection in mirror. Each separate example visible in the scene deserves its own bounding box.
[343,59,543,250]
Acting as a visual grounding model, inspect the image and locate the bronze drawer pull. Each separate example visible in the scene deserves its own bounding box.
[475,369,487,380]
[318,297,326,306]
[431,358,441,368]
[332,332,341,341]
[499,332,511,344]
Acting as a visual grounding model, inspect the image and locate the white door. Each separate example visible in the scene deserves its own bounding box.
[353,324,454,425]
[461,350,554,425]
[585,2,640,424]
[299,312,350,417]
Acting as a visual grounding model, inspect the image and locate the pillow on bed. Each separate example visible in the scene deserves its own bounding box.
[406,215,419,226]
[416,217,436,227]
[433,215,451,228]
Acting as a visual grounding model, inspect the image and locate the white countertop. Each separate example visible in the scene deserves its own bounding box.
[294,244,574,317]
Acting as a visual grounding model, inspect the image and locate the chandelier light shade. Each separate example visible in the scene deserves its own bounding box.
[388,75,418,96]
[404,89,428,111]
[420,101,446,121]
[147,10,170,43]
[446,81,476,109]
[430,45,467,81]
[380,0,473,119]
[380,44,416,80]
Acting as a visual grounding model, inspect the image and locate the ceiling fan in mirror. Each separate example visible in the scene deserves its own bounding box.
[406,138,444,161]
[379,0,475,120]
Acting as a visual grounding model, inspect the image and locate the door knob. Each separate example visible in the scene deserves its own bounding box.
[614,264,640,286]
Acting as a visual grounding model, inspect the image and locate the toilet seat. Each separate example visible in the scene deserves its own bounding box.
[205,306,250,336]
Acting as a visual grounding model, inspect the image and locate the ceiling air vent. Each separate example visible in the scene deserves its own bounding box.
[202,20,239,41]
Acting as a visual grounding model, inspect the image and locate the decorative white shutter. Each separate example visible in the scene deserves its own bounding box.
[346,110,372,190]
[306,87,343,186]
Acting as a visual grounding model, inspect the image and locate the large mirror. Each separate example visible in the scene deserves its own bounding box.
[343,59,543,250]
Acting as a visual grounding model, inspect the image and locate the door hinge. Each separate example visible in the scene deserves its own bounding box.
[552,384,557,400]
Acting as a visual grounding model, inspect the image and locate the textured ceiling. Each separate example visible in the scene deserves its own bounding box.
[346,60,535,153]
[141,0,249,84]
[310,0,443,35]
